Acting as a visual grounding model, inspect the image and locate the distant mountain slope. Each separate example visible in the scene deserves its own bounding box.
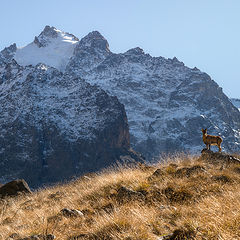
[66,31,240,158]
[1,26,240,162]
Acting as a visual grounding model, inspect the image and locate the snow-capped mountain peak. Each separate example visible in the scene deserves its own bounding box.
[34,25,59,47]
[14,26,79,71]
[34,25,79,48]
[1,27,111,72]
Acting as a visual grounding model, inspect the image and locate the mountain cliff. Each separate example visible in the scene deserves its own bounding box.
[0,59,142,188]
[66,30,240,158]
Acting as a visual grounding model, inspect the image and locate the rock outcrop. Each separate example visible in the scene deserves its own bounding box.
[0,179,31,198]
[200,149,240,165]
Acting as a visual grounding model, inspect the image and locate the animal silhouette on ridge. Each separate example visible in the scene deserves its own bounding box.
[201,128,223,152]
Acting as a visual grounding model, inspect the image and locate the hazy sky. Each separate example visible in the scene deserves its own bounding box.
[1,0,239,98]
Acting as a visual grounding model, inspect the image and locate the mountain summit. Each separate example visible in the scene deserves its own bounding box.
[13,26,79,71]
[78,30,110,52]
[34,25,61,47]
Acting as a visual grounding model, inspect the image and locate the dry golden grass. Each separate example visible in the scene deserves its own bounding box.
[1,153,240,239]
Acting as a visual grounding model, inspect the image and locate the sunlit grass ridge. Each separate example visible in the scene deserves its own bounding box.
[1,153,240,239]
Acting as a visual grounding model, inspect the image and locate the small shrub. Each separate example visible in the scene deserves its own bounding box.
[211,174,232,184]
[163,187,193,203]
[165,166,177,175]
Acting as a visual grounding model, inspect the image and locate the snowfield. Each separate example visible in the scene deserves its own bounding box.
[14,26,78,71]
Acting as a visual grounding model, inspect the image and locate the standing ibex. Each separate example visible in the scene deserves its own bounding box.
[201,128,223,152]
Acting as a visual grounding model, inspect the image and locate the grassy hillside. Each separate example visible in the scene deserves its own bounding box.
[1,152,240,240]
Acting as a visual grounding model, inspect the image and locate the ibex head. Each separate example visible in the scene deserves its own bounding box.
[201,128,207,134]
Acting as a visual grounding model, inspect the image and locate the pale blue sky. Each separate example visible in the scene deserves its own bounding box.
[1,0,239,98]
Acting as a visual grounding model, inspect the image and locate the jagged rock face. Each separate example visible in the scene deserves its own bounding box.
[65,31,111,76]
[231,98,240,111]
[0,60,132,187]
[0,43,17,64]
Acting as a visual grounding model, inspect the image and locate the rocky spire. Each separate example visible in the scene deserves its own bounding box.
[79,31,110,52]
[0,43,17,63]
[34,25,78,48]
[34,26,59,47]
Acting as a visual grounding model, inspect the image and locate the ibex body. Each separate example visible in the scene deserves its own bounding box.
[201,128,222,152]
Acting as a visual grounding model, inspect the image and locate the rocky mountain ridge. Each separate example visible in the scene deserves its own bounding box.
[1,26,240,163]
[66,28,240,158]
